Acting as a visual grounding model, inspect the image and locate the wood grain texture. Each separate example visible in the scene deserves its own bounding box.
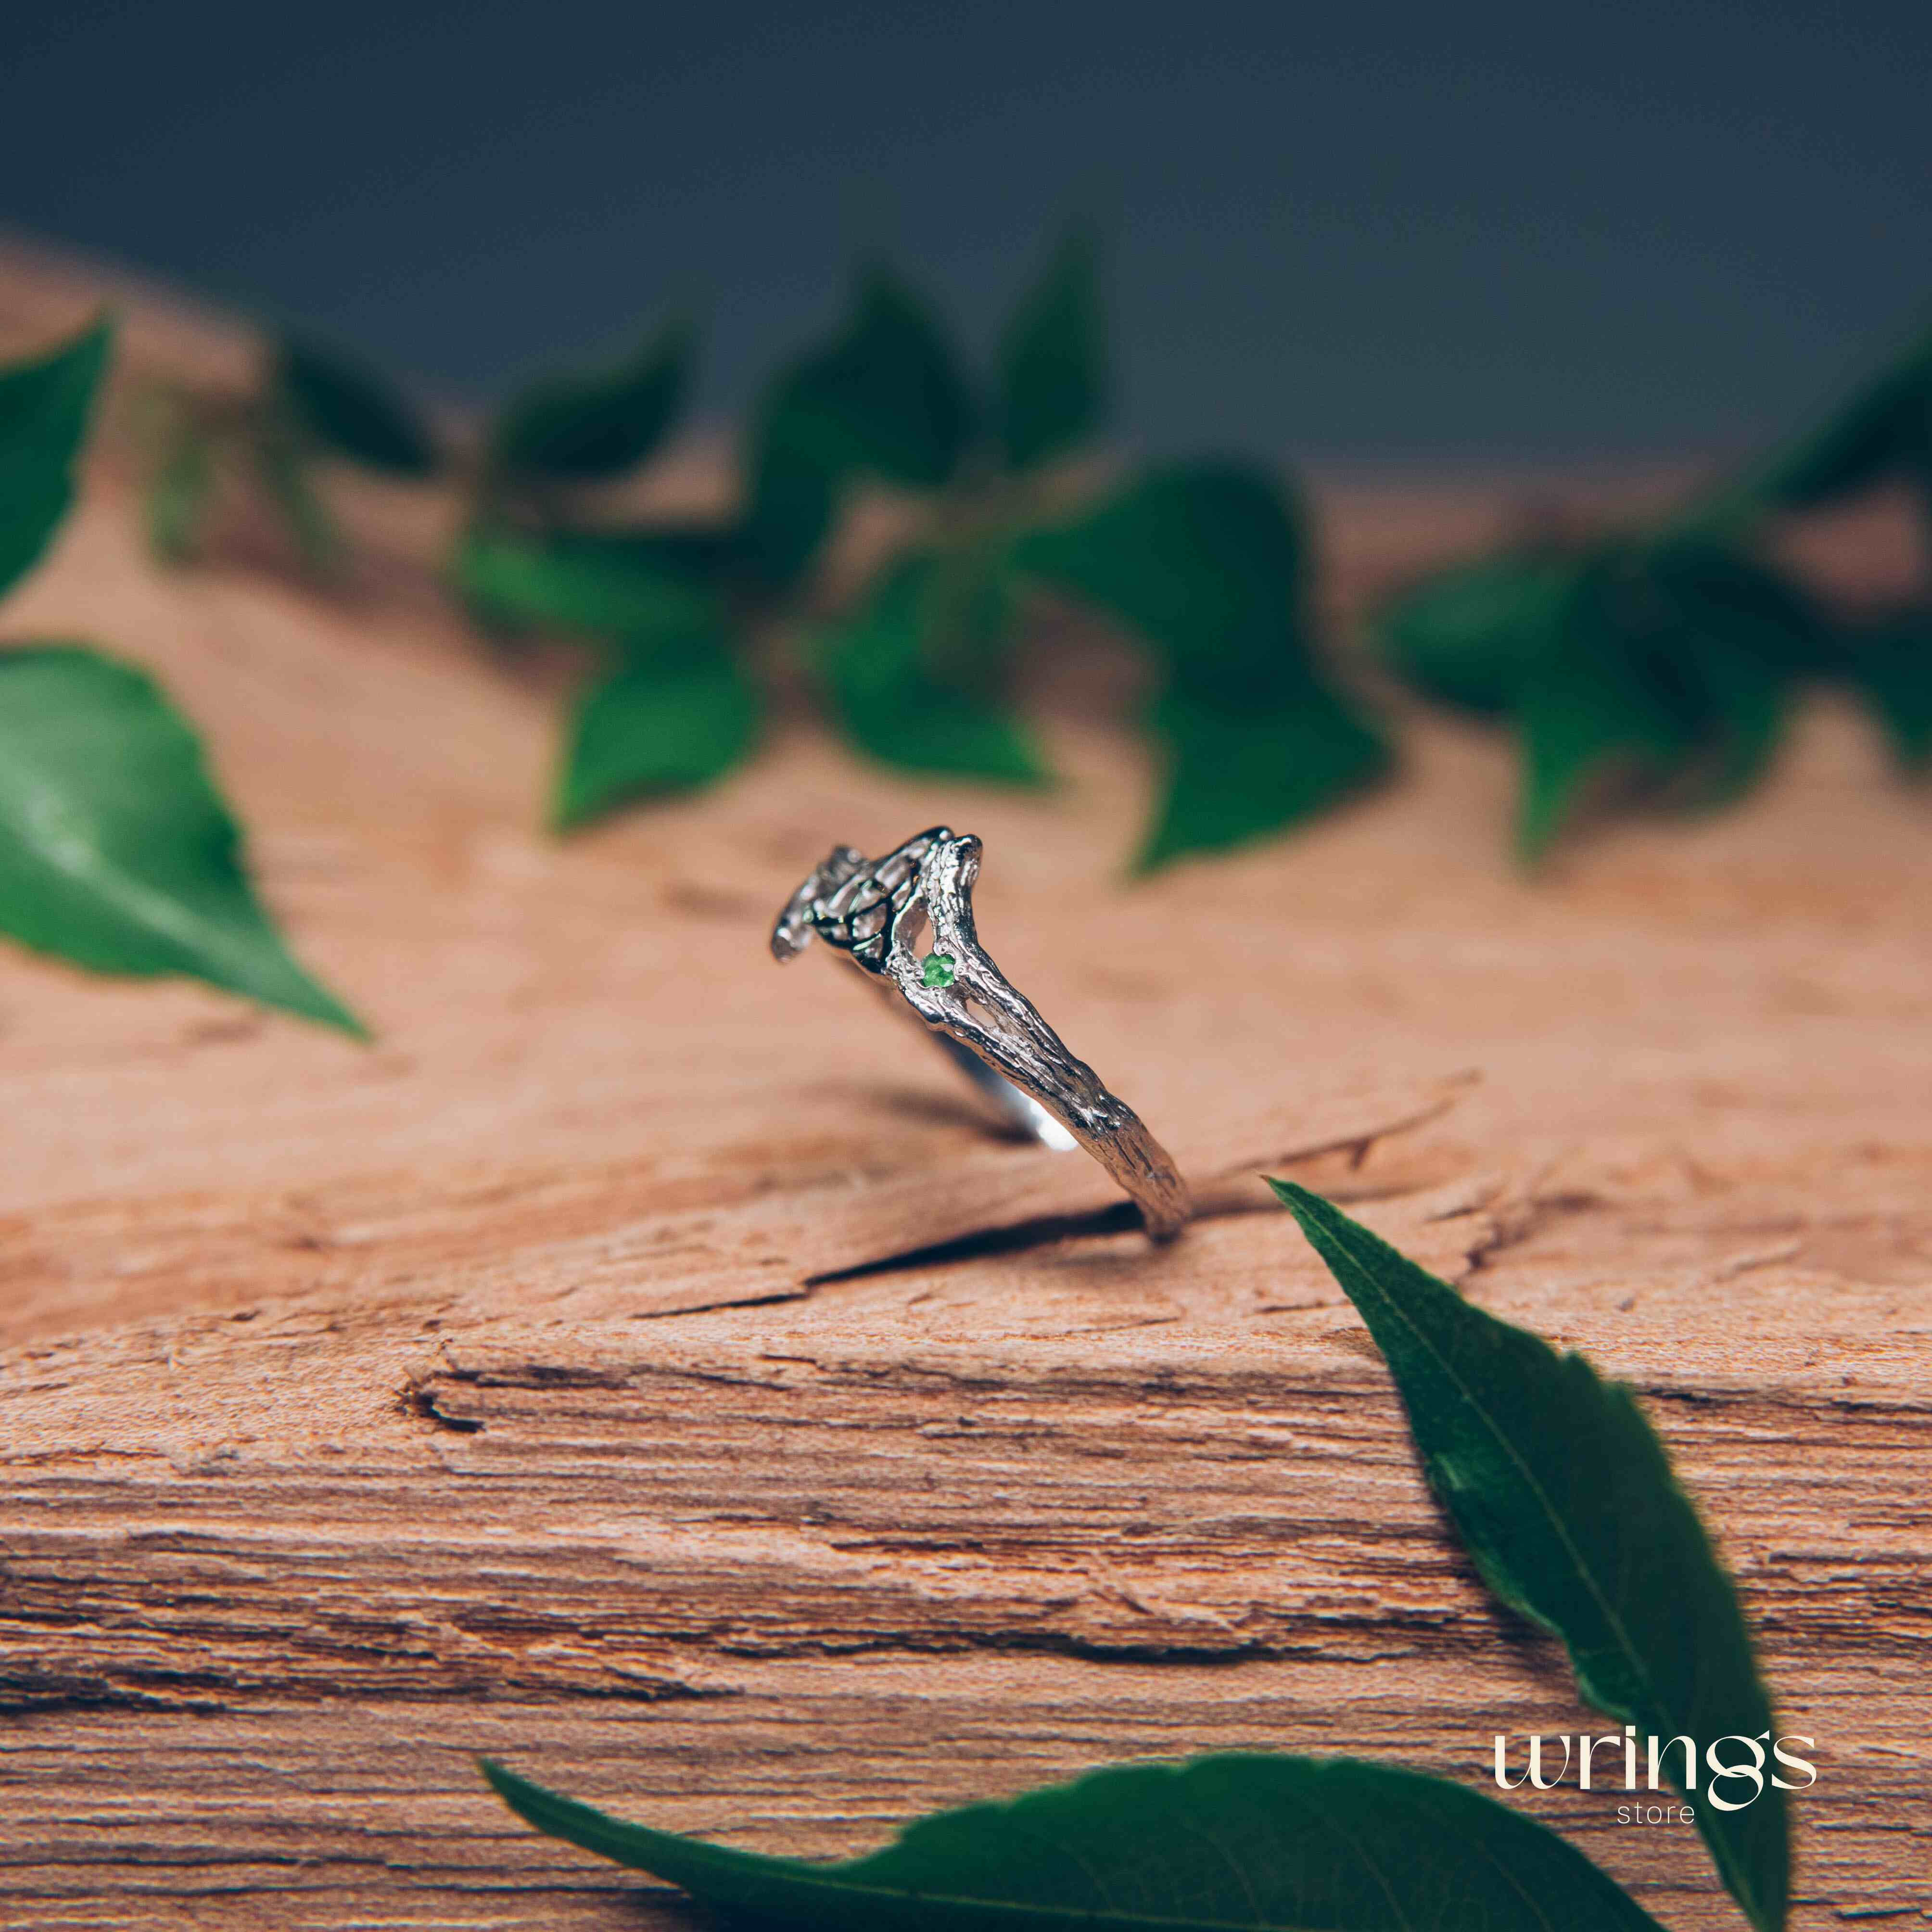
[1,239,1929,1930]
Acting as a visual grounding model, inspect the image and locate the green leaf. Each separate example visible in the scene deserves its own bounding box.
[1647,540,1832,680]
[143,407,216,567]
[271,334,439,478]
[452,526,721,649]
[1016,461,1313,689]
[1374,552,1574,716]
[817,552,1049,785]
[1513,542,1817,863]
[491,319,693,483]
[777,266,978,490]
[1838,607,1932,773]
[554,630,758,829]
[1139,681,1388,872]
[1515,641,1690,864]
[253,424,344,580]
[1751,321,1932,510]
[737,371,846,593]
[1269,1182,1788,1932]
[736,266,979,590]
[1019,462,1387,861]
[996,225,1106,473]
[483,1751,1665,1932]
[0,317,112,602]
[0,646,364,1034]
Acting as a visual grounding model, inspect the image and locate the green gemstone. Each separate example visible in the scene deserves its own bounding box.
[920,951,957,989]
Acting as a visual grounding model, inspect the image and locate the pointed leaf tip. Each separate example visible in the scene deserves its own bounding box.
[483,1750,1667,1930]
[764,265,979,494]
[0,646,367,1036]
[492,317,694,483]
[1268,1179,1789,1932]
[0,315,114,600]
[997,223,1107,473]
[272,333,439,478]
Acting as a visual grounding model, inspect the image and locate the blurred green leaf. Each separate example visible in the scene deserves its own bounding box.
[491,319,692,483]
[272,334,439,478]
[818,553,1048,784]
[1375,552,1574,715]
[0,645,364,1034]
[143,404,216,567]
[1516,633,1688,866]
[554,628,758,829]
[1139,680,1387,871]
[1271,1182,1789,1932]
[777,266,978,490]
[737,371,846,593]
[996,225,1106,473]
[0,316,112,601]
[484,1751,1666,1932]
[1016,461,1313,688]
[1751,322,1932,510]
[1514,542,1820,863]
[1647,538,1833,681]
[253,424,344,579]
[452,526,722,649]
[1019,462,1387,863]
[1838,607,1932,774]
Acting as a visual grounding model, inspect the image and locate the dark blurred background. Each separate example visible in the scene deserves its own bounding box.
[5,0,1928,463]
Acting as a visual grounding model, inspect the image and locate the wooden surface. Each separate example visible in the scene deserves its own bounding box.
[1,240,1929,1930]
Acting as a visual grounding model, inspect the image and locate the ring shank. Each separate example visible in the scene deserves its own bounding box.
[930,1029,1082,1151]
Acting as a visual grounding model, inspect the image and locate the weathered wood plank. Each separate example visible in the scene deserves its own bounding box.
[2,243,1929,1928]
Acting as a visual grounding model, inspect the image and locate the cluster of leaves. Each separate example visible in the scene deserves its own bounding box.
[0,322,361,1032]
[487,1183,1789,1932]
[141,234,1387,871]
[1378,320,1932,861]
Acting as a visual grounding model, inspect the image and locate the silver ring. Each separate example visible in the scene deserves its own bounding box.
[771,826,1191,1240]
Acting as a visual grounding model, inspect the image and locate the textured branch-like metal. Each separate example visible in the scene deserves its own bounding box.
[772,827,1192,1240]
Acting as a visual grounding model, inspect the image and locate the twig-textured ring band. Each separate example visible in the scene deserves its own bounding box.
[772,826,1191,1240]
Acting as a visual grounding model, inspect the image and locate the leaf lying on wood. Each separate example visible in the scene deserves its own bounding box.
[483,1750,1666,1931]
[1270,1180,1789,1932]
[0,646,365,1034]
